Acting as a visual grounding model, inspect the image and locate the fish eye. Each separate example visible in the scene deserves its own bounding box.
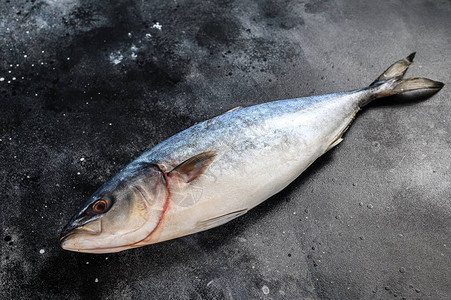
[92,199,108,214]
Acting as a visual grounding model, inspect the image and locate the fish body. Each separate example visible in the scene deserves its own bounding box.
[131,92,359,242]
[60,53,443,253]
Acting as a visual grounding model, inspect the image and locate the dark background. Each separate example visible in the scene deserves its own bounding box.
[1,0,450,299]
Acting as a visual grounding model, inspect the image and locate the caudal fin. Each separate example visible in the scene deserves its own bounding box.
[370,52,416,85]
[360,53,444,107]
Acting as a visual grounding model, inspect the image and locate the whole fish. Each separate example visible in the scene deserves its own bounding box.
[60,53,443,253]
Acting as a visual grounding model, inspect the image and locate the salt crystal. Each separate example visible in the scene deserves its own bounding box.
[152,22,162,30]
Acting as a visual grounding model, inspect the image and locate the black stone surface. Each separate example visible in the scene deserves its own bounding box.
[1,0,450,299]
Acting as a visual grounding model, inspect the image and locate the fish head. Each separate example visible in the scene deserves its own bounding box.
[60,163,168,253]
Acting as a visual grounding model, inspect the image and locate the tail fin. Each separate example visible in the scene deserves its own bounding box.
[359,53,444,107]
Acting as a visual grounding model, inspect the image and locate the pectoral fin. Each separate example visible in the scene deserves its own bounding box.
[168,151,216,183]
[196,209,248,230]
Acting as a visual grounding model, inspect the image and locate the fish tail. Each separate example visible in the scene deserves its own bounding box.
[359,52,444,107]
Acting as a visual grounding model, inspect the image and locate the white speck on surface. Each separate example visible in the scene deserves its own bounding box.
[0,78,4,81]
[12,77,16,80]
[128,32,132,38]
[131,52,137,59]
[238,236,247,242]
[145,33,152,39]
[109,123,112,126]
[95,278,99,283]
[262,285,270,295]
[109,51,123,65]
[80,157,85,161]
[152,22,162,30]
[39,249,45,254]
[67,57,70,60]
[77,172,81,175]
[86,261,89,264]
[24,54,27,58]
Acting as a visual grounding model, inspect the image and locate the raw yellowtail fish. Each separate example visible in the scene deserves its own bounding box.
[60,53,443,253]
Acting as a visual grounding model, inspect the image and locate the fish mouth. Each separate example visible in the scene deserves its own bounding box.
[59,230,75,243]
[59,218,102,247]
[59,220,78,243]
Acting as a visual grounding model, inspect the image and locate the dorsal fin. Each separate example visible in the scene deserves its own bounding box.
[224,106,243,114]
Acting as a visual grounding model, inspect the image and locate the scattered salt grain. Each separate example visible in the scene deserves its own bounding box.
[152,22,162,30]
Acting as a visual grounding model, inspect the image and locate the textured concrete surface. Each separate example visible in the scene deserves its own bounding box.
[1,0,450,299]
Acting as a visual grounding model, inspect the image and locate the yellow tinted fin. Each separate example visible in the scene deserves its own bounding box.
[168,151,216,183]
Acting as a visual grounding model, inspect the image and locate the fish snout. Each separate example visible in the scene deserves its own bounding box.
[59,217,102,248]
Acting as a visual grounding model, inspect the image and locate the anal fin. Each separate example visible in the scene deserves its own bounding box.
[325,137,343,152]
[324,109,359,153]
[196,209,248,230]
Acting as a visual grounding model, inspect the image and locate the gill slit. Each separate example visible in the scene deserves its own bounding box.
[132,164,171,245]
